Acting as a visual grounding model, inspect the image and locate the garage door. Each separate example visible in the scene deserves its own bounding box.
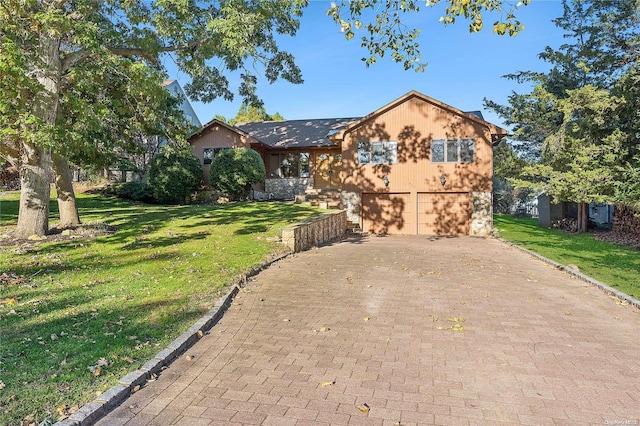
[417,193,470,235]
[362,193,414,235]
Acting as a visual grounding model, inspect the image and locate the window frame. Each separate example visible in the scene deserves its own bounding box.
[357,141,398,165]
[269,152,311,178]
[431,138,475,163]
[203,147,230,165]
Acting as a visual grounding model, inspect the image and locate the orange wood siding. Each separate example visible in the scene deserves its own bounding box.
[417,192,470,235]
[341,96,492,195]
[362,193,414,234]
[340,93,494,235]
[190,125,249,184]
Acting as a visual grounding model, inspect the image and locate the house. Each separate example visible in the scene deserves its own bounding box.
[190,90,508,236]
[79,80,202,183]
[162,80,202,129]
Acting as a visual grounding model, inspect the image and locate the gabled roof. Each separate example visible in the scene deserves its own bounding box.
[236,118,361,149]
[333,91,508,143]
[189,118,251,141]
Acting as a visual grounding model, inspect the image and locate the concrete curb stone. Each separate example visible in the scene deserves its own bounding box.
[499,238,640,310]
[52,251,291,426]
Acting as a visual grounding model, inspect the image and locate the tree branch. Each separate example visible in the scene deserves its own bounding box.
[0,140,21,166]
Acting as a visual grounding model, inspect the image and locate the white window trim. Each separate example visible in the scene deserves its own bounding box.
[431,138,474,163]
[357,141,398,165]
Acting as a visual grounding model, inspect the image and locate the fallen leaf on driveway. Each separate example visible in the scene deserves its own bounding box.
[356,403,370,413]
[321,381,335,387]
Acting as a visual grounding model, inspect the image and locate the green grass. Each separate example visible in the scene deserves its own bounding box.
[494,214,640,300]
[0,192,324,425]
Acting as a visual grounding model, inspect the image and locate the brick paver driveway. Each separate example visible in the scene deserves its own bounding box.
[98,236,640,425]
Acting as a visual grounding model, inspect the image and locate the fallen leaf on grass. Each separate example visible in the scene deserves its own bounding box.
[0,380,5,390]
[0,298,18,306]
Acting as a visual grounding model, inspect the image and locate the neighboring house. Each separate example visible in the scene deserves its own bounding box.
[162,80,202,129]
[99,80,202,182]
[190,90,508,236]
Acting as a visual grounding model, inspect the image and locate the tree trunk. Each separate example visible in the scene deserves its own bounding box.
[16,143,52,238]
[577,202,588,233]
[53,153,80,227]
[15,35,62,238]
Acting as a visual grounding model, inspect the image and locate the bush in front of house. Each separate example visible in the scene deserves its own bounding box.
[107,181,156,203]
[148,147,202,204]
[208,148,265,200]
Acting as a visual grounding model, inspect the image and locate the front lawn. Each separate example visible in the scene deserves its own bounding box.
[0,191,324,425]
[494,214,640,300]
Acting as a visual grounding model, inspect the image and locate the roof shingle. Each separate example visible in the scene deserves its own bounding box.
[236,117,360,148]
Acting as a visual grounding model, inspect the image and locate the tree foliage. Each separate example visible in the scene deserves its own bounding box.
[0,0,307,237]
[328,0,530,71]
[148,146,202,204]
[208,148,265,200]
[485,0,640,231]
[229,103,285,125]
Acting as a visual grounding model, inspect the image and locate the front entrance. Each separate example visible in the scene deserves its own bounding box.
[314,151,342,188]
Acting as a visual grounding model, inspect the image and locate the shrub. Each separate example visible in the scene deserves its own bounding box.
[107,181,156,203]
[148,147,202,204]
[1,162,20,190]
[208,148,265,200]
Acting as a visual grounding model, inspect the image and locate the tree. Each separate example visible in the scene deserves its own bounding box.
[229,103,285,125]
[485,0,640,159]
[1,0,305,238]
[208,148,265,200]
[485,0,640,232]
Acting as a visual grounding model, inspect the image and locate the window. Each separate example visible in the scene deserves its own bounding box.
[431,139,474,163]
[357,141,398,165]
[269,152,310,178]
[203,147,230,164]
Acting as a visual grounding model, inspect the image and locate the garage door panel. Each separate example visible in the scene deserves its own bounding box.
[418,193,470,235]
[362,193,413,234]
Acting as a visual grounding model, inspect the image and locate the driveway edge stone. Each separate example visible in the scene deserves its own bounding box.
[499,238,640,310]
[53,251,291,426]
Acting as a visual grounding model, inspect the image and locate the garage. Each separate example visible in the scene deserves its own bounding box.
[362,193,414,234]
[362,192,471,235]
[417,192,471,235]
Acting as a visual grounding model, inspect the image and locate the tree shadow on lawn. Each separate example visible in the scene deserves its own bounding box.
[184,201,324,235]
[1,292,206,422]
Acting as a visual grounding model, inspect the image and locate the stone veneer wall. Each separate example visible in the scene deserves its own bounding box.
[340,191,361,224]
[265,178,312,200]
[471,191,492,236]
[281,210,347,252]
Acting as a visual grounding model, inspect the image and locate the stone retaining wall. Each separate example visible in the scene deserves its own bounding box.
[281,210,347,252]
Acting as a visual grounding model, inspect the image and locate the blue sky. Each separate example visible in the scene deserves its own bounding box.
[167,1,566,130]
